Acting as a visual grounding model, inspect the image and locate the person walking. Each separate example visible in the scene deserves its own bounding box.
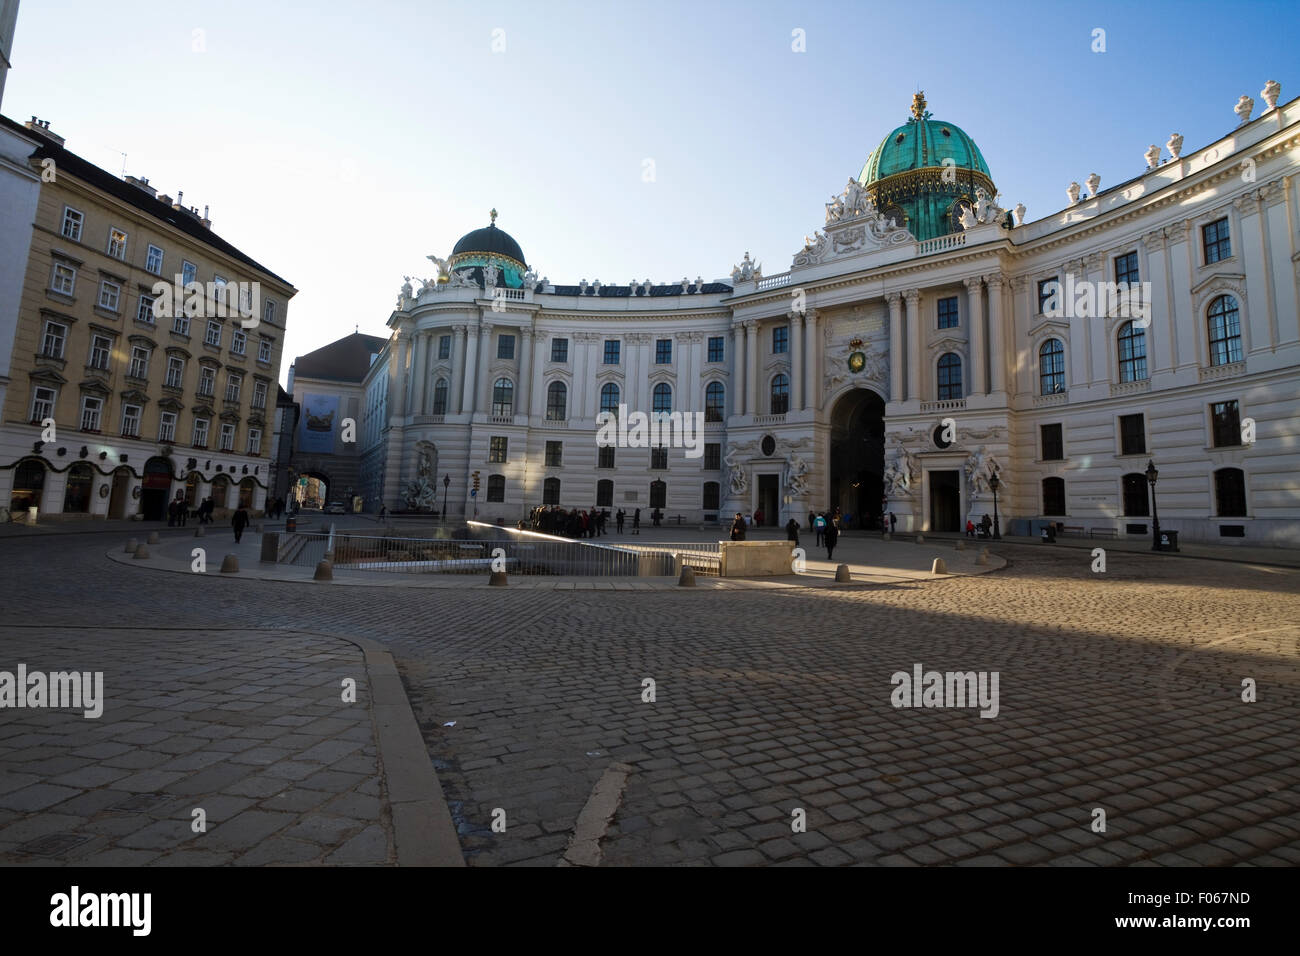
[730,512,747,541]
[632,508,641,534]
[616,509,625,533]
[813,512,826,547]
[824,516,839,561]
[232,505,250,543]
[785,517,800,548]
[889,512,897,534]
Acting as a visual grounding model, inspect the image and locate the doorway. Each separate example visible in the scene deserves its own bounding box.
[929,470,961,532]
[108,467,131,518]
[757,474,778,526]
[829,389,886,529]
[141,457,172,520]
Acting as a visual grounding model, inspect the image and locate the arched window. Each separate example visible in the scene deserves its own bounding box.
[546,381,567,421]
[1117,322,1147,382]
[543,477,561,505]
[491,378,513,416]
[210,474,230,508]
[1214,468,1246,517]
[432,378,449,415]
[1042,477,1066,516]
[703,481,720,511]
[770,374,789,414]
[11,459,46,511]
[652,383,672,416]
[1039,338,1065,394]
[238,477,255,509]
[1122,473,1150,516]
[596,479,613,507]
[1207,295,1242,366]
[487,474,505,502]
[63,462,93,513]
[599,382,620,419]
[937,352,962,400]
[705,382,725,422]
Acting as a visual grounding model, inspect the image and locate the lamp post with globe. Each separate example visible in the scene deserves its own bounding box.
[988,469,1002,540]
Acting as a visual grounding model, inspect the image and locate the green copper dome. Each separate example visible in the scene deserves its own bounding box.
[857,93,998,243]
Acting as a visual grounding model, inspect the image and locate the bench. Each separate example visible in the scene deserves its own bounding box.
[672,514,686,525]
[1060,525,1086,537]
[1088,527,1118,538]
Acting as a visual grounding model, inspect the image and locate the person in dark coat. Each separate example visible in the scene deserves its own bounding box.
[232,506,250,543]
[824,517,839,560]
[889,512,897,533]
[785,517,800,547]
[632,508,641,534]
[730,512,747,541]
[616,509,625,533]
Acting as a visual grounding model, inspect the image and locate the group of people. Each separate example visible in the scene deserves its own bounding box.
[965,514,994,538]
[265,497,290,519]
[527,504,637,538]
[811,509,844,559]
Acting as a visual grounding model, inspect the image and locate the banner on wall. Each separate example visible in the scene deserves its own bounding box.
[299,394,340,454]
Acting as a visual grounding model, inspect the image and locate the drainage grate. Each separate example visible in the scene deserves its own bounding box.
[105,792,171,813]
[18,833,92,857]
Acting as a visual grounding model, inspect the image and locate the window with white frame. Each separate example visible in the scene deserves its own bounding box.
[263,299,276,325]
[98,279,121,311]
[192,418,209,447]
[205,320,222,347]
[165,356,185,388]
[40,321,67,358]
[50,262,76,296]
[247,428,262,455]
[198,366,215,396]
[30,385,56,423]
[231,329,246,355]
[145,244,164,275]
[257,337,272,362]
[218,423,235,451]
[129,345,150,379]
[137,294,157,324]
[88,335,113,370]
[158,411,177,442]
[211,276,228,311]
[107,228,128,260]
[181,260,197,287]
[80,395,103,431]
[252,380,267,409]
[173,312,190,335]
[121,403,141,437]
[225,373,241,402]
[61,207,83,241]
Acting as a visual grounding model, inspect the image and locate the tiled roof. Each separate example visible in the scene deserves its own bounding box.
[293,332,388,384]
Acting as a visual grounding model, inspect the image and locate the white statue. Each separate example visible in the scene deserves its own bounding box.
[724,446,748,495]
[1235,95,1254,125]
[974,187,993,223]
[882,458,907,497]
[899,446,919,486]
[419,277,439,295]
[1261,80,1281,111]
[1013,202,1026,226]
[786,453,810,498]
[400,276,413,299]
[731,252,759,283]
[1166,133,1183,161]
[825,194,845,224]
[1066,181,1081,205]
[483,263,500,289]
[1085,173,1101,199]
[448,269,477,289]
[1144,144,1161,169]
[958,203,978,230]
[427,254,451,278]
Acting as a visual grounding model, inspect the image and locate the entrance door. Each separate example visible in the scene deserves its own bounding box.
[757,474,778,526]
[141,457,172,520]
[108,467,131,518]
[929,470,961,532]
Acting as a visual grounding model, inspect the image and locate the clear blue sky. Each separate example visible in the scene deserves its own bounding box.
[5,0,1295,383]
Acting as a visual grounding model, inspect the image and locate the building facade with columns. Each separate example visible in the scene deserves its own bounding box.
[362,85,1300,546]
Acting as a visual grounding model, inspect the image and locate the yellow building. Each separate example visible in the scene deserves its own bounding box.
[0,115,296,520]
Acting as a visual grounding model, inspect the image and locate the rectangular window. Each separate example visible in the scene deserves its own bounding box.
[173,313,190,336]
[1037,277,1059,314]
[488,436,508,463]
[258,337,272,362]
[166,356,185,388]
[247,428,262,455]
[545,441,563,466]
[61,207,83,241]
[199,366,215,396]
[137,294,157,324]
[192,418,210,448]
[655,339,672,364]
[704,443,721,470]
[487,474,506,503]
[603,340,620,364]
[225,374,241,402]
[121,403,141,437]
[145,244,164,275]
[262,299,276,326]
[551,337,568,362]
[98,280,121,311]
[51,262,76,296]
[1114,250,1139,286]
[218,423,235,451]
[41,321,67,358]
[438,335,451,359]
[772,326,789,353]
[129,346,150,379]
[707,336,725,363]
[598,446,615,469]
[1119,413,1146,455]
[158,411,177,442]
[89,335,113,370]
[1041,423,1064,461]
[107,228,128,260]
[80,395,103,431]
[252,381,268,409]
[30,386,56,422]
[205,320,222,347]
[182,260,197,287]
[937,296,960,328]
[1211,400,1241,448]
[497,334,515,360]
[231,330,246,355]
[1203,218,1231,264]
[651,446,668,470]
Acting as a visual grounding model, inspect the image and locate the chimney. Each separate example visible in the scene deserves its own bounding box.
[24,116,65,147]
[124,175,157,198]
[201,204,211,229]
[173,190,184,210]
[156,194,173,206]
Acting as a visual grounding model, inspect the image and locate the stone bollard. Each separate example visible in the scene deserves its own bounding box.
[678,566,696,587]
[194,526,205,537]
[125,538,138,553]
[882,533,890,541]
[835,564,852,582]
[133,544,149,559]
[488,570,508,586]
[954,539,966,551]
[931,557,947,574]
[980,546,990,558]
[220,554,239,573]
[914,534,924,544]
[147,531,160,544]
[314,560,333,581]
[976,552,990,566]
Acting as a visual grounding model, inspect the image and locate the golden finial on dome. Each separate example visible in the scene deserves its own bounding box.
[911,91,927,120]
[489,208,498,224]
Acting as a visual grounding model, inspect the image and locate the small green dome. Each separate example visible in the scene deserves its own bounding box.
[860,118,990,185]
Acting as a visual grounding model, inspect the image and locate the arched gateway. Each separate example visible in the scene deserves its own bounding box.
[828,388,886,529]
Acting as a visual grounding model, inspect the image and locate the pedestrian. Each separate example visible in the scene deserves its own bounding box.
[965,519,976,537]
[785,517,800,547]
[730,512,747,541]
[633,508,641,534]
[980,513,992,537]
[813,512,826,547]
[379,503,387,522]
[889,512,897,533]
[232,505,249,543]
[824,516,839,561]
[616,509,625,533]
[178,495,188,526]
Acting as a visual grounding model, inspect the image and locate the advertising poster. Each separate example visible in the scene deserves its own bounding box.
[299,393,339,454]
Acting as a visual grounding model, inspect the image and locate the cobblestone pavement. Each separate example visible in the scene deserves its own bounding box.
[2,531,1298,866]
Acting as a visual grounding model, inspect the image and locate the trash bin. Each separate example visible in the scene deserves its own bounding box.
[1040,523,1056,543]
[1158,530,1179,552]
[285,515,297,533]
[27,506,38,525]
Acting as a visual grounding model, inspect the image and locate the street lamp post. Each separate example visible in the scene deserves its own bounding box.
[1146,459,1160,551]
[989,470,1001,540]
[442,474,450,523]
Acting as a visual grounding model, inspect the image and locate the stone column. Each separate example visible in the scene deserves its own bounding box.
[803,309,818,411]
[744,319,759,416]
[964,276,986,396]
[392,332,410,417]
[411,331,428,415]
[904,289,922,401]
[461,324,479,414]
[1009,278,1030,396]
[476,322,494,413]
[887,292,904,404]
[517,326,533,419]
[732,324,746,416]
[450,325,467,414]
[789,313,803,411]
[985,274,1006,395]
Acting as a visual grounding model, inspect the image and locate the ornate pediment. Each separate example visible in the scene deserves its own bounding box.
[120,388,151,405]
[78,378,112,396]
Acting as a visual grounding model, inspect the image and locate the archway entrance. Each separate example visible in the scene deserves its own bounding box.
[296,471,329,508]
[141,457,172,520]
[10,458,46,513]
[829,389,886,529]
[108,467,132,519]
